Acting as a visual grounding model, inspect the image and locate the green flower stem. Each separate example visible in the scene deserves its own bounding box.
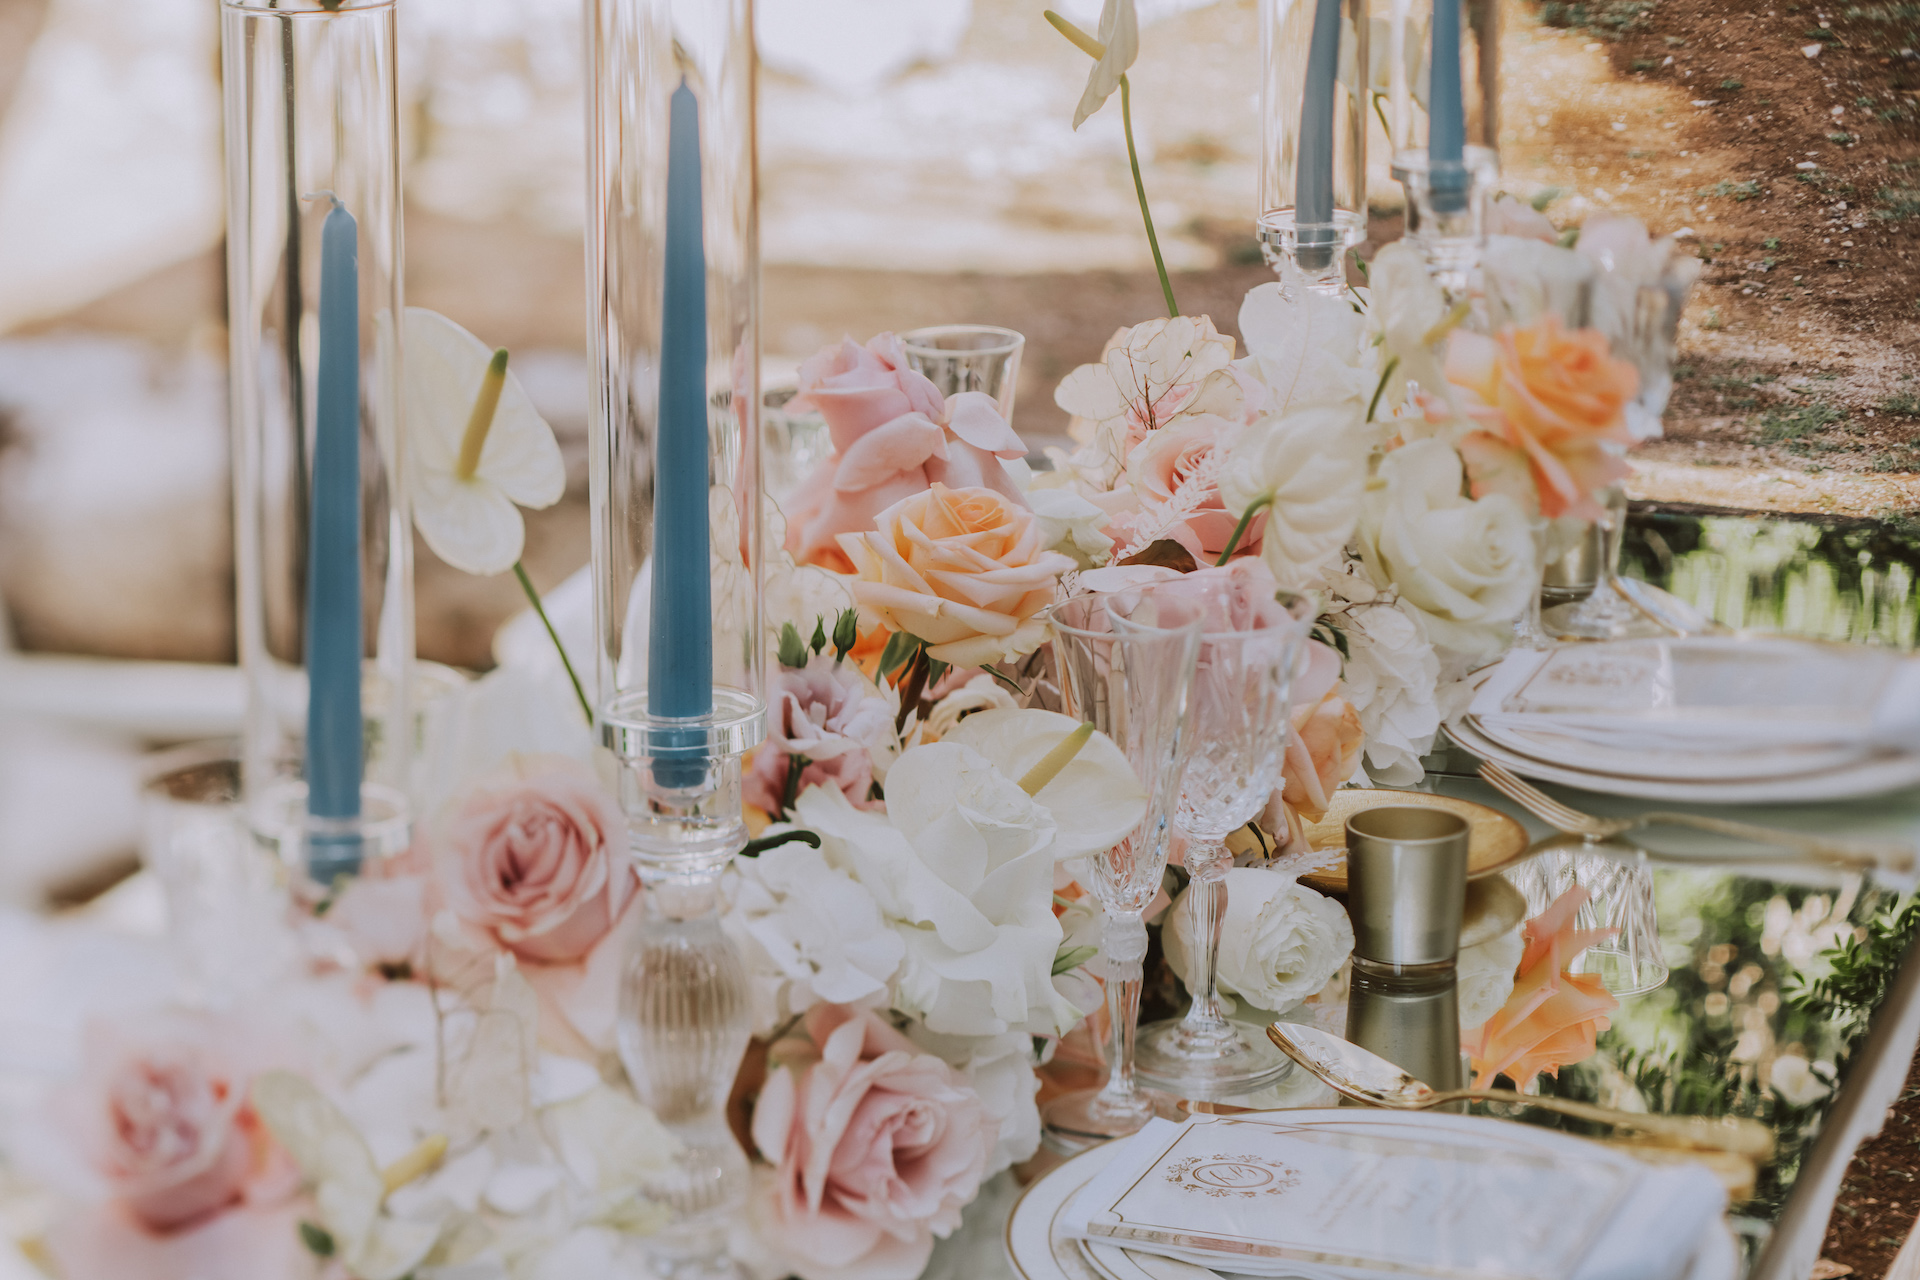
[1120,75,1178,320]
[1367,355,1399,423]
[1215,494,1275,566]
[512,561,592,726]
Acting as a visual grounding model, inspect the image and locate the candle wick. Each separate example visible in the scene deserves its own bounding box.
[455,349,510,481]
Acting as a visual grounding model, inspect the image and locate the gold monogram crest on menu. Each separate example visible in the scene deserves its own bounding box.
[1162,1154,1301,1199]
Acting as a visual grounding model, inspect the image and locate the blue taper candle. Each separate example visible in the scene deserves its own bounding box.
[306,195,364,875]
[1295,0,1343,270]
[1428,0,1470,213]
[649,80,714,748]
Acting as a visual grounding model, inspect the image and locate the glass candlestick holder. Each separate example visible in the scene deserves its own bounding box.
[1257,0,1369,294]
[1394,146,1496,301]
[222,0,413,888]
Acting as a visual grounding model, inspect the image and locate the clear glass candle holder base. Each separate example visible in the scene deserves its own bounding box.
[1256,208,1368,295]
[248,778,411,890]
[1132,1019,1295,1096]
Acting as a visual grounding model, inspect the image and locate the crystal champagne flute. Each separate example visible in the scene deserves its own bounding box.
[1133,576,1310,1094]
[1040,592,1202,1151]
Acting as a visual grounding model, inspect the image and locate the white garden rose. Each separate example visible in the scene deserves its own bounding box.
[725,843,907,1037]
[794,743,1076,1039]
[1458,925,1524,1031]
[1053,315,1244,487]
[1163,869,1353,1016]
[1236,280,1374,419]
[1217,405,1368,592]
[1355,438,1536,661]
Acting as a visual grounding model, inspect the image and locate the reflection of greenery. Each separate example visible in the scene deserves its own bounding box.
[1624,512,1920,648]
[1787,896,1920,1056]
[1533,870,1893,1218]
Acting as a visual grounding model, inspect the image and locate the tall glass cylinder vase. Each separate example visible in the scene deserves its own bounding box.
[585,1,762,1274]
[1258,0,1369,294]
[223,0,411,886]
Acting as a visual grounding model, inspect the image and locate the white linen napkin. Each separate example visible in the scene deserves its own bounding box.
[1061,1116,1727,1280]
[1467,639,1920,774]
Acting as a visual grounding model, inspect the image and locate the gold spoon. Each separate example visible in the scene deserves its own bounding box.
[1254,1023,1775,1162]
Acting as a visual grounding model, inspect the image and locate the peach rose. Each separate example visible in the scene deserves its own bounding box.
[426,755,637,965]
[1464,887,1620,1090]
[1283,691,1363,823]
[1444,315,1638,521]
[1122,413,1264,562]
[56,1016,294,1234]
[751,1004,996,1280]
[784,335,1029,572]
[839,484,1076,666]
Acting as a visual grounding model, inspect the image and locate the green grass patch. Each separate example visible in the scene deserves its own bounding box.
[1721,78,1745,91]
[1804,27,1841,40]
[1875,187,1920,220]
[1841,3,1920,17]
[1829,132,1857,144]
[1632,57,1659,70]
[1881,392,1920,416]
[1698,180,1763,201]
[1537,0,1656,31]
[1755,403,1846,443]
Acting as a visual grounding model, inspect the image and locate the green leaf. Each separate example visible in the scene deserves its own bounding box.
[777,622,808,669]
[926,658,950,690]
[1052,945,1099,976]
[877,630,922,679]
[983,664,1026,696]
[810,617,828,655]
[299,1222,336,1258]
[832,608,860,661]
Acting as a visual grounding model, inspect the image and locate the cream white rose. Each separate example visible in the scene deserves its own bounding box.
[1367,240,1453,415]
[1321,560,1449,786]
[795,743,1075,1038]
[1163,868,1353,1015]
[1356,439,1536,661]
[1218,405,1368,592]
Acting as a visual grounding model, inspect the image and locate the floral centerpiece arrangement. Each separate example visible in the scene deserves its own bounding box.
[3,8,1694,1279]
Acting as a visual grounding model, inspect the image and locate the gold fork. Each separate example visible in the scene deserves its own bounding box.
[1477,761,1916,874]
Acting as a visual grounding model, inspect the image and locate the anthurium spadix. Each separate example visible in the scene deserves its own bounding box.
[406,308,565,576]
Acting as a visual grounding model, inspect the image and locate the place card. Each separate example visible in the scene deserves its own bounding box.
[1062,1115,1640,1280]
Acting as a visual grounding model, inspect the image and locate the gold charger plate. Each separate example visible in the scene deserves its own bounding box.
[1298,789,1531,894]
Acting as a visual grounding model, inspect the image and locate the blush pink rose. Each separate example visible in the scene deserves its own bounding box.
[840,484,1076,667]
[751,1004,996,1280]
[426,755,638,965]
[56,1017,295,1235]
[784,335,1030,572]
[1122,413,1264,562]
[745,656,899,815]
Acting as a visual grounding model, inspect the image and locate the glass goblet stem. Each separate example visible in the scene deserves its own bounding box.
[1094,908,1153,1122]
[1169,838,1240,1052]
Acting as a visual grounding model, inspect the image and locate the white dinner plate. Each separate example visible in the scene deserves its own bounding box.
[1450,671,1920,804]
[1005,1119,1738,1280]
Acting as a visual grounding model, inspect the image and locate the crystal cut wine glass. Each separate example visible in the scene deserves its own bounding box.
[1039,591,1202,1152]
[1131,577,1311,1095]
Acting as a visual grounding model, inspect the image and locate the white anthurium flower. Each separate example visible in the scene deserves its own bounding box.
[1217,405,1369,592]
[1355,439,1536,662]
[1367,239,1454,412]
[1066,0,1140,130]
[253,1071,446,1280]
[1237,280,1376,419]
[1163,868,1353,1016]
[942,708,1146,863]
[406,307,566,576]
[724,842,907,1036]
[795,742,1074,1038]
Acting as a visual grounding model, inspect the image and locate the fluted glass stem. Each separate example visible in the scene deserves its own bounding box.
[1512,519,1554,651]
[1095,909,1152,1121]
[1170,839,1239,1051]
